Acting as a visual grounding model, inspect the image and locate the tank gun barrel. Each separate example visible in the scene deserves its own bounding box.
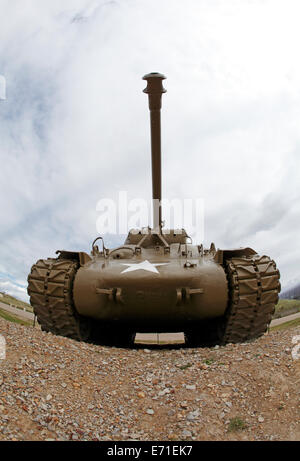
[143,72,166,232]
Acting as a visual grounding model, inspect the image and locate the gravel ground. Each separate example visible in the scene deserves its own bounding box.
[0,317,299,441]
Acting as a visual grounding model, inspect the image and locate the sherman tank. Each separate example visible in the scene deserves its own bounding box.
[27,73,281,347]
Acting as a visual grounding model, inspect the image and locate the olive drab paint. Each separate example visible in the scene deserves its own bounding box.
[143,72,166,231]
[27,74,281,347]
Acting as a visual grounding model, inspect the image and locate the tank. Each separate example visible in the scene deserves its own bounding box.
[27,73,281,347]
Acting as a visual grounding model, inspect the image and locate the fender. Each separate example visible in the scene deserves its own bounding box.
[214,247,257,265]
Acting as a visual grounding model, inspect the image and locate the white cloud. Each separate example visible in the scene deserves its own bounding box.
[0,74,5,100]
[0,280,27,302]
[0,0,300,301]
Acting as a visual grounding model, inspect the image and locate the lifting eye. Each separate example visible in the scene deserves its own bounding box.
[184,261,197,268]
[111,248,135,259]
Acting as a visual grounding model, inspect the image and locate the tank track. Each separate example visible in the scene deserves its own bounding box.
[184,254,280,347]
[27,257,135,347]
[27,258,92,342]
[221,254,281,344]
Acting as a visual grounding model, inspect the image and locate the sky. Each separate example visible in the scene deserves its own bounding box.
[0,0,300,301]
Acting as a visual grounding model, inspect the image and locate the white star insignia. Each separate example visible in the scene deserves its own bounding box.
[121,260,169,274]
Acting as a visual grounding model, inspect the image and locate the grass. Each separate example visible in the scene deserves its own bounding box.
[0,307,33,327]
[274,299,300,319]
[177,363,193,370]
[228,417,247,432]
[0,292,33,312]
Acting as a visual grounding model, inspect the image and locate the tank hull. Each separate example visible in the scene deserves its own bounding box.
[73,256,228,330]
[27,245,281,345]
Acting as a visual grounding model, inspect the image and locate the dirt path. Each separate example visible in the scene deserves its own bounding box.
[0,302,34,321]
[270,312,300,327]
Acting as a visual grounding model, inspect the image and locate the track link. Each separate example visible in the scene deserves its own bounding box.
[222,254,281,344]
[27,258,91,342]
